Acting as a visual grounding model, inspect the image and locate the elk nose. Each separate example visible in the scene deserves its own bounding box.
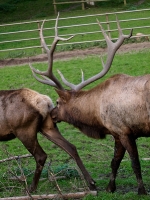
[50,108,61,123]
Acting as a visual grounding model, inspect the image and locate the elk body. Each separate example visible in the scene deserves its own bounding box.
[0,88,96,192]
[30,14,148,195]
[52,74,149,195]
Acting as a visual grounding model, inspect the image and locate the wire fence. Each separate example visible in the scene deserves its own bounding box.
[52,0,112,14]
[0,8,149,59]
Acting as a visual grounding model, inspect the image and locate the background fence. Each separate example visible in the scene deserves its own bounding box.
[53,0,111,14]
[53,0,127,14]
[0,8,150,59]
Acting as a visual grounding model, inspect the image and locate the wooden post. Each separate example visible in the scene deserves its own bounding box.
[37,22,44,54]
[53,0,57,14]
[106,14,111,39]
[82,0,85,10]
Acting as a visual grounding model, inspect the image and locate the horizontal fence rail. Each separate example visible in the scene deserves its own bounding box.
[0,8,149,58]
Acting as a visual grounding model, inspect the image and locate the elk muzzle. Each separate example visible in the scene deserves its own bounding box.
[50,107,61,123]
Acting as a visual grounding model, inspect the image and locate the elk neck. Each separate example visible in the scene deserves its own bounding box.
[62,86,109,139]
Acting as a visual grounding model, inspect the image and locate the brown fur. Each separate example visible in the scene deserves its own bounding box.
[0,88,96,192]
[51,73,150,195]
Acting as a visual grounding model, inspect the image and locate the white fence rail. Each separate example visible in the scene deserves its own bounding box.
[0,8,150,57]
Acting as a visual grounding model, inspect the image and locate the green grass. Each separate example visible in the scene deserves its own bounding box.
[0,48,150,198]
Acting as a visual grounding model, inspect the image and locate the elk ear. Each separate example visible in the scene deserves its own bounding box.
[55,89,71,103]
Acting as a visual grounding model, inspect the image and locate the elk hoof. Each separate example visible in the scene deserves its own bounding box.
[106,181,116,193]
[28,185,35,193]
[89,184,97,191]
[138,187,147,195]
[89,181,97,191]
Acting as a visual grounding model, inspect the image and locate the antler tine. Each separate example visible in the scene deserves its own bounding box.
[96,18,112,48]
[29,63,58,88]
[30,13,75,90]
[56,68,84,90]
[57,15,132,91]
[116,15,133,39]
[40,20,49,53]
[57,70,76,89]
[81,69,84,82]
[115,15,133,50]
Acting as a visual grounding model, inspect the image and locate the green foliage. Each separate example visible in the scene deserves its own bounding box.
[53,164,79,178]
[0,3,15,13]
[0,0,149,23]
[0,0,53,23]
[0,0,38,14]
[12,163,79,180]
[108,0,123,5]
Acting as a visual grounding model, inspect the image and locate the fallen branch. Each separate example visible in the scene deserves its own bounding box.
[122,157,150,162]
[0,154,32,163]
[0,191,97,200]
[141,158,150,161]
[9,175,26,182]
[49,171,62,195]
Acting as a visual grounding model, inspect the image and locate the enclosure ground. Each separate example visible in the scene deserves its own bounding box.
[0,42,150,67]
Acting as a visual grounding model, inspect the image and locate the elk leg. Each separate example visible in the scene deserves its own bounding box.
[106,137,126,193]
[41,124,96,190]
[120,135,147,195]
[17,134,47,192]
[28,141,47,192]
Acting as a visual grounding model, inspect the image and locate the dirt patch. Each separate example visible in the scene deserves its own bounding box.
[0,42,149,67]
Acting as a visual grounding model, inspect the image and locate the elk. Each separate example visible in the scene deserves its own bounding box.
[0,88,96,192]
[30,14,149,195]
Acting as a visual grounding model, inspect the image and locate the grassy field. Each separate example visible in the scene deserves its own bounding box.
[0,48,150,199]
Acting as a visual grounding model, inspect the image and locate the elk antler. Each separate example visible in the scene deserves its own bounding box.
[29,13,74,90]
[30,14,132,91]
[57,16,133,91]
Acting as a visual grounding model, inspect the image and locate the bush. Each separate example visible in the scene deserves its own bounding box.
[0,3,16,13]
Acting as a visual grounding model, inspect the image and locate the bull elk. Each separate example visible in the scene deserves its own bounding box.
[30,14,149,195]
[0,88,96,192]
